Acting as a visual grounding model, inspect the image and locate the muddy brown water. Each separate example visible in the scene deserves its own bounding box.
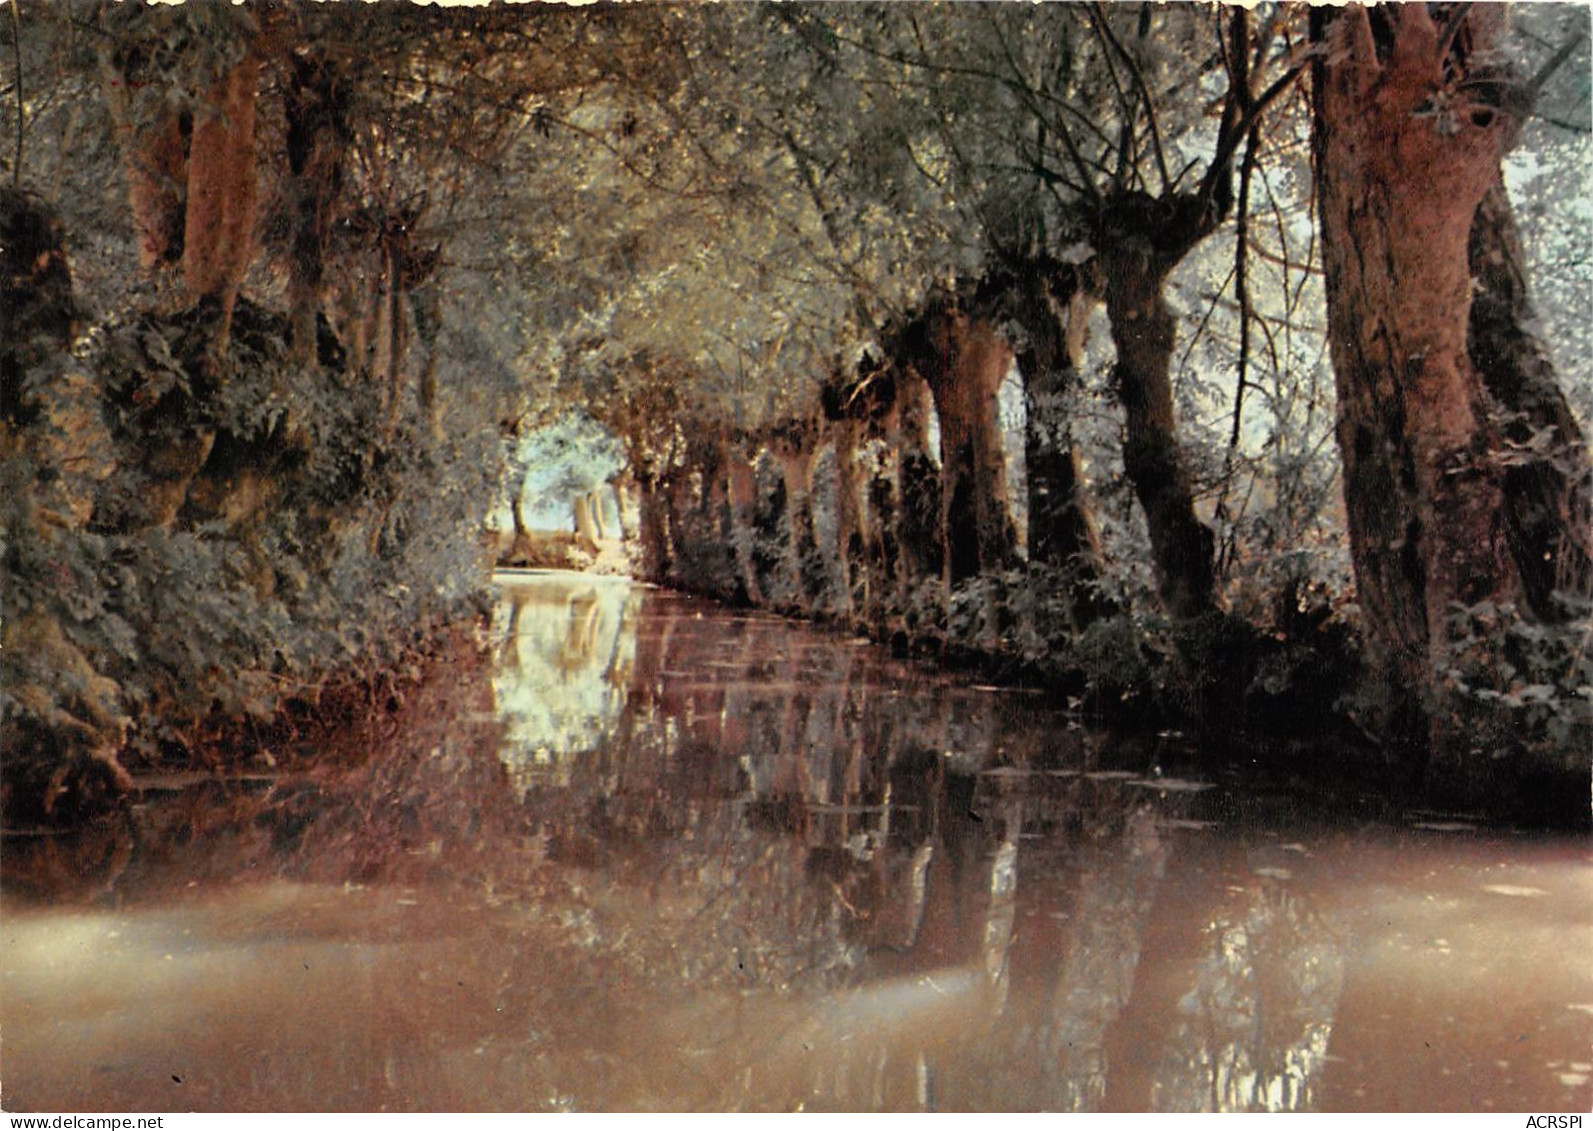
[3,572,1589,1112]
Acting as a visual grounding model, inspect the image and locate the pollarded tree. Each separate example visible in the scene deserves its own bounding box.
[1070,4,1307,622]
[1312,3,1590,802]
[893,294,1020,585]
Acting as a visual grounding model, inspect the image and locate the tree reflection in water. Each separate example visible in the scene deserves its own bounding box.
[1,574,1587,1112]
[1147,882,1345,1111]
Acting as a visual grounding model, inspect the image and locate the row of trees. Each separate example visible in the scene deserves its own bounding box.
[562,3,1589,811]
[2,1,1587,819]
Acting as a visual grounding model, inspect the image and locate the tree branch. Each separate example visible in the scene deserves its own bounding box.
[1526,29,1587,98]
[1091,1,1171,192]
[983,8,1102,205]
[1437,3,1474,61]
[10,0,22,187]
[1228,121,1259,454]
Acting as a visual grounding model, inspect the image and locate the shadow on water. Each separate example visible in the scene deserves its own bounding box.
[2,572,1589,1112]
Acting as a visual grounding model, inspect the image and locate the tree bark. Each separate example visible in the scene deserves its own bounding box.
[615,476,639,541]
[510,488,530,549]
[637,473,674,584]
[573,493,600,548]
[1467,177,1593,618]
[856,436,895,631]
[1005,260,1113,623]
[724,445,766,606]
[1099,218,1218,622]
[830,418,868,624]
[1313,5,1527,788]
[904,302,1019,586]
[283,48,349,364]
[890,368,944,602]
[770,433,819,611]
[181,55,260,353]
[105,84,188,273]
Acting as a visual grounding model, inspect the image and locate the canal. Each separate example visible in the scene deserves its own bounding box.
[2,572,1589,1112]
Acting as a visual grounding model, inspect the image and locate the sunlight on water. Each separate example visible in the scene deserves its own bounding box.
[1,573,1588,1112]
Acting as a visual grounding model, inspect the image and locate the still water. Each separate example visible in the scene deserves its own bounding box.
[3,573,1589,1112]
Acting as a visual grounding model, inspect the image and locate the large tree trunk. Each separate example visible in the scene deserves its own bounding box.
[106,45,260,356]
[905,302,1019,587]
[1099,219,1217,622]
[724,446,766,606]
[181,56,260,354]
[770,433,819,612]
[105,87,188,273]
[1005,260,1113,623]
[820,362,908,631]
[890,368,944,603]
[283,48,350,364]
[1313,5,1526,793]
[1467,178,1593,618]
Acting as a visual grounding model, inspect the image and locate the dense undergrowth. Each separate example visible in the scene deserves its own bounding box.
[2,192,497,827]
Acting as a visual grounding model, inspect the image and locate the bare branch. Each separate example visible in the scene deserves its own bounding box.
[1526,29,1587,98]
[11,0,22,186]
[1228,122,1259,454]
[1091,1,1171,192]
[983,8,1103,205]
[1437,3,1474,61]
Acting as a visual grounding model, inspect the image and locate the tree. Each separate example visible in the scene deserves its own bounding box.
[103,4,260,353]
[895,295,1019,585]
[788,4,1307,622]
[1468,176,1592,620]
[1312,3,1589,799]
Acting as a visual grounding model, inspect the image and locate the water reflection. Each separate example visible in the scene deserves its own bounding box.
[493,574,638,793]
[2,573,1589,1112]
